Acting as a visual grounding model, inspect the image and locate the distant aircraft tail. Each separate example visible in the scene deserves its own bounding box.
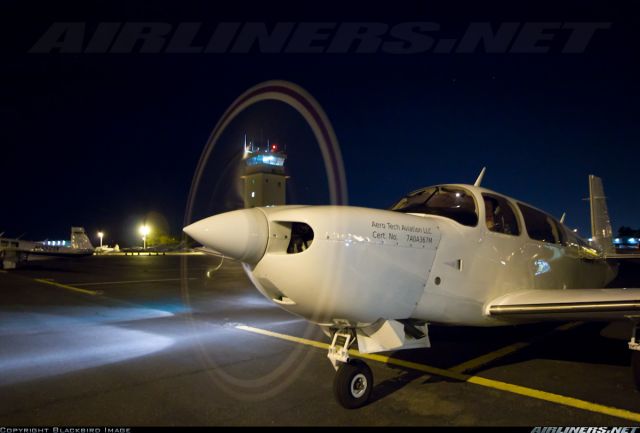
[589,175,615,255]
[71,227,94,250]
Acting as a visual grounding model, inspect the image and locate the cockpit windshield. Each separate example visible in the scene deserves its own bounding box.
[390,186,478,226]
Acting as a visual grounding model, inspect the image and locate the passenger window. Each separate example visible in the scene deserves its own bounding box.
[482,194,520,236]
[518,203,562,244]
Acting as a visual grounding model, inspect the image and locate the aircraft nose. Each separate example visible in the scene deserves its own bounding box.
[183,208,269,264]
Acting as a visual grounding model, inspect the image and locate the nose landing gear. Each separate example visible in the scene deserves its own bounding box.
[334,359,373,409]
[328,328,373,409]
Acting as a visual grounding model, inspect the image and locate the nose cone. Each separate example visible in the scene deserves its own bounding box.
[184,208,269,263]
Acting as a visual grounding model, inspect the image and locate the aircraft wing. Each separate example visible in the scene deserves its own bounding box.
[486,289,640,321]
[605,253,640,260]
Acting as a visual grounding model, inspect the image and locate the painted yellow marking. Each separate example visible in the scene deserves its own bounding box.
[34,278,102,296]
[236,325,331,351]
[466,376,640,423]
[236,324,640,423]
[555,321,585,331]
[449,342,530,373]
[350,350,468,381]
[71,277,197,286]
[449,321,585,373]
[0,270,7,274]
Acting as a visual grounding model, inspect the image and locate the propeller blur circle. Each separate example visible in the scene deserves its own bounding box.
[181,80,348,401]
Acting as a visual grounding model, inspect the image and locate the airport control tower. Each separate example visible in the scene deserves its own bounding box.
[242,136,288,208]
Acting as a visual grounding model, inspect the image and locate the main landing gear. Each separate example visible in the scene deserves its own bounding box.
[328,328,373,409]
[629,320,640,390]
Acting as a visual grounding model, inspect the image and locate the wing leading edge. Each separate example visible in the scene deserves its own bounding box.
[605,253,640,260]
[486,289,640,321]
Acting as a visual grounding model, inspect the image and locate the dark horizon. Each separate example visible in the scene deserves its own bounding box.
[2,1,639,247]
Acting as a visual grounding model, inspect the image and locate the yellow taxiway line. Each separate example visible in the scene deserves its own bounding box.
[448,341,531,374]
[34,278,102,296]
[71,277,198,286]
[236,324,640,423]
[449,321,585,374]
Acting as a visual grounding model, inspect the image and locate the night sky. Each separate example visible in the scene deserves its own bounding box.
[2,1,639,247]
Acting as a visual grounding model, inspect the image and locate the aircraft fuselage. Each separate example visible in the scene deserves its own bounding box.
[186,184,618,328]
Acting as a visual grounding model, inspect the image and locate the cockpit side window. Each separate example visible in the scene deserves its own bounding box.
[390,186,478,226]
[482,193,520,236]
[517,202,563,244]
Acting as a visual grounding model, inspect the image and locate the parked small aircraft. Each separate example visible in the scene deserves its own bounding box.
[184,172,640,408]
[120,240,188,255]
[94,244,120,254]
[0,227,94,269]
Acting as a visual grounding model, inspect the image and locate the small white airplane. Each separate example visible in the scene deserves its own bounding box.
[94,244,120,254]
[1,227,95,269]
[184,171,640,409]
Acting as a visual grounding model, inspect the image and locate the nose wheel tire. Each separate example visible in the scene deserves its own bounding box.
[632,351,640,390]
[333,359,373,409]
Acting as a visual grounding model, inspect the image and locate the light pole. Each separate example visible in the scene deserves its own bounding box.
[139,225,150,249]
[97,231,104,248]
